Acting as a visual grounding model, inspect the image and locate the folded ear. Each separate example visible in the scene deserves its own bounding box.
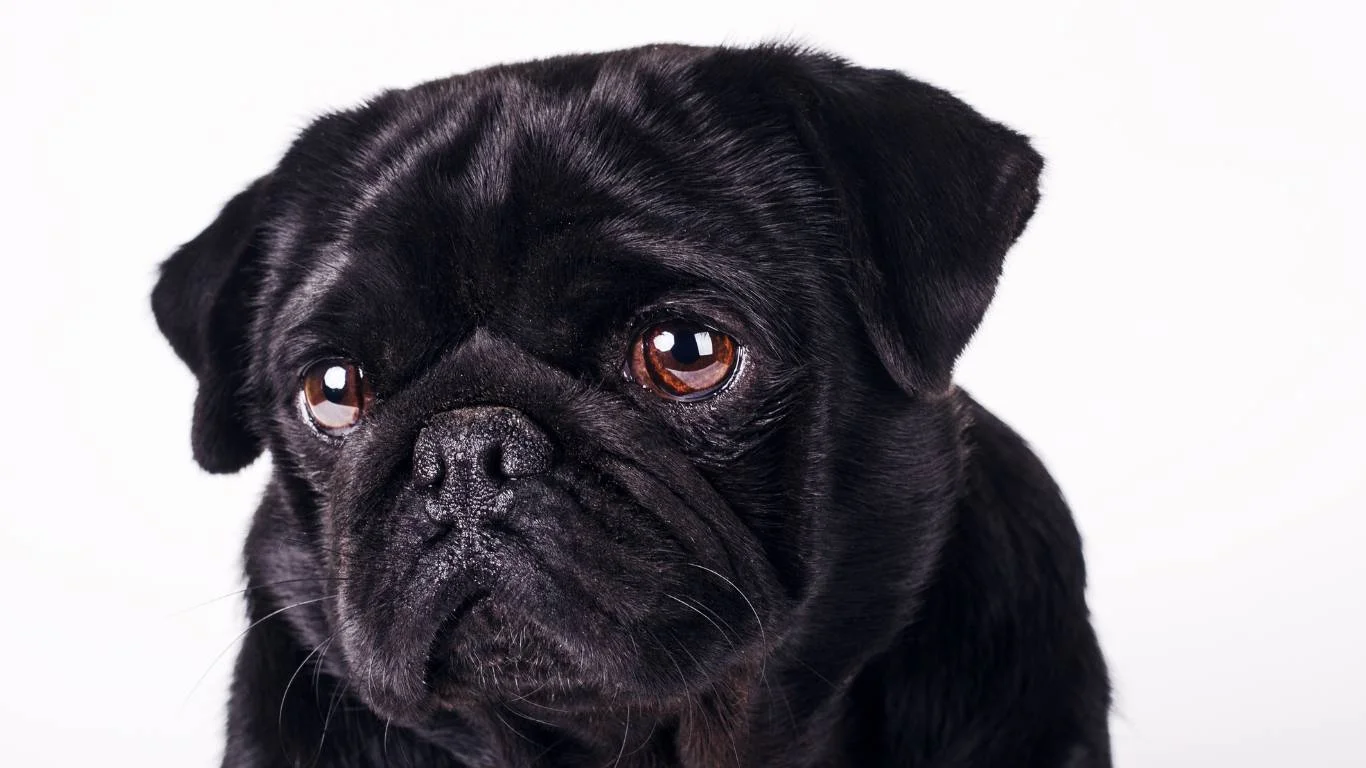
[151,176,270,473]
[788,53,1043,395]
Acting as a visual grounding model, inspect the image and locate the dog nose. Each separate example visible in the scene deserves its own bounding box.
[411,406,553,495]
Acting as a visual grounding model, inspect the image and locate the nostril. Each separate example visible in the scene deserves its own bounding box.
[498,435,553,479]
[481,443,506,483]
[412,443,446,489]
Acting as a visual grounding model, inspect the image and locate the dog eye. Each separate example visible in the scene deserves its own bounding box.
[629,322,739,401]
[300,360,372,436]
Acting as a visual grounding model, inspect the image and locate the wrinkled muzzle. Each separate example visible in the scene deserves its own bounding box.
[320,334,782,723]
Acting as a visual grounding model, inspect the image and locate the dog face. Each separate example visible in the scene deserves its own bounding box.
[152,45,1041,726]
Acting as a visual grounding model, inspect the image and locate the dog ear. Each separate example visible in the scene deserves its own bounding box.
[786,53,1043,395]
[151,176,270,473]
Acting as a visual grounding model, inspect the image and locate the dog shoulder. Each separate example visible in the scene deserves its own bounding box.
[848,389,1112,766]
[953,388,1089,595]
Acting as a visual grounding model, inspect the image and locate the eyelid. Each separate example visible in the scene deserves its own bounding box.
[628,303,748,348]
[297,351,355,381]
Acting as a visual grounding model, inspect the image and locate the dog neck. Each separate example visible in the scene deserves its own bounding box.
[403,677,757,766]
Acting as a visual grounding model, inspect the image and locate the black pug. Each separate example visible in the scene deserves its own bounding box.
[153,44,1110,767]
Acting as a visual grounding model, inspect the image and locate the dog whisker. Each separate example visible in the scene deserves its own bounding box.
[503,680,553,706]
[664,592,736,651]
[278,625,344,751]
[311,636,334,705]
[183,594,338,707]
[170,576,348,617]
[310,679,349,768]
[494,710,536,745]
[643,628,697,729]
[383,716,393,763]
[609,702,630,768]
[684,563,766,678]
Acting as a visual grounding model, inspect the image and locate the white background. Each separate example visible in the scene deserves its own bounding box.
[1,1,1362,765]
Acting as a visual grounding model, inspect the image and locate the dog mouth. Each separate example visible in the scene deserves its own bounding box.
[423,589,491,691]
[336,455,779,717]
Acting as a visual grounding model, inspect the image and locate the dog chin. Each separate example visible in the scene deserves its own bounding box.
[353,600,674,723]
[425,599,577,701]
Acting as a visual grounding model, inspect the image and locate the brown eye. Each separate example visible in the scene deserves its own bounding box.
[629,322,739,401]
[301,360,372,436]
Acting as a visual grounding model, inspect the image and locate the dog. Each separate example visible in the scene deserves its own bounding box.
[152,43,1111,767]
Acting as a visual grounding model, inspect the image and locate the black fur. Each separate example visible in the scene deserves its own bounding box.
[152,44,1110,767]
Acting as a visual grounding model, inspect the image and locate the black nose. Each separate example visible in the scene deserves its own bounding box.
[411,407,554,496]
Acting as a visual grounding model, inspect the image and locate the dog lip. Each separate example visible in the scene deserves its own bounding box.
[424,589,491,690]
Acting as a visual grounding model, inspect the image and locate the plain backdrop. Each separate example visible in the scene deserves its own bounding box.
[2,1,1362,765]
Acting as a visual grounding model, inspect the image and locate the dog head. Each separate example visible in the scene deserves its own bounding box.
[152,44,1040,726]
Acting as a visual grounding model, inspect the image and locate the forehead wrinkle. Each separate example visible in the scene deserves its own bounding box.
[336,88,509,242]
[559,80,817,243]
[504,103,729,239]
[583,53,651,115]
[590,230,786,337]
[268,243,356,365]
[324,90,535,326]
[271,255,428,374]
[480,65,691,210]
[351,77,576,249]
[453,108,522,217]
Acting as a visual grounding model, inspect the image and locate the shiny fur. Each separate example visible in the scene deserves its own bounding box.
[152,43,1111,767]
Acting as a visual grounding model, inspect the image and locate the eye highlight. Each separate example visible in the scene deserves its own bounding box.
[300,360,372,436]
[629,321,739,401]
